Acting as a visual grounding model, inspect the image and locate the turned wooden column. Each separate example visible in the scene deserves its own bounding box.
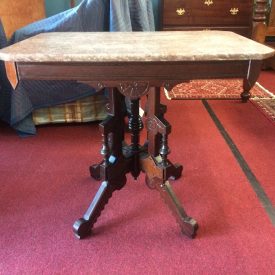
[252,0,268,43]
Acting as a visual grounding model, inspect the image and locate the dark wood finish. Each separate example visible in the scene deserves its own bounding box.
[17,61,250,81]
[17,60,253,102]
[7,52,263,239]
[263,1,275,70]
[161,0,268,39]
[252,0,269,43]
[70,0,75,8]
[147,87,162,157]
[241,60,262,102]
[160,0,269,101]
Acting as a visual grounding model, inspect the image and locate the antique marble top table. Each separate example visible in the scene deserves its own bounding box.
[1,31,274,239]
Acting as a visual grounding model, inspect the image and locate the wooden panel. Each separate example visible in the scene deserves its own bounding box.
[16,61,250,83]
[264,1,275,70]
[161,0,257,37]
[268,0,275,28]
[266,26,275,36]
[163,0,252,26]
[162,26,252,37]
[0,0,45,38]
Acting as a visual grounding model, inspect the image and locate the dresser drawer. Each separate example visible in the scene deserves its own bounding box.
[163,1,253,27]
[162,26,252,38]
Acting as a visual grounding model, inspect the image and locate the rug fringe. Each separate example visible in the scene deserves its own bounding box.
[255,82,275,98]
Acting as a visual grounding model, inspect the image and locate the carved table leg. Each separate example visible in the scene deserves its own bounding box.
[74,88,129,238]
[146,87,183,178]
[140,155,198,238]
[89,117,112,181]
[142,87,197,238]
[156,180,198,238]
[73,178,126,239]
[241,60,263,102]
[128,98,143,179]
[90,88,126,180]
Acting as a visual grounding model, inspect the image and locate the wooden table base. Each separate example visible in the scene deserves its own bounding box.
[73,87,198,239]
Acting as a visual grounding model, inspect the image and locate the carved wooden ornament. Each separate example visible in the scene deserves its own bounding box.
[118,82,150,99]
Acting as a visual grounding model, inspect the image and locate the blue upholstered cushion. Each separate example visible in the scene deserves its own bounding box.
[0,19,12,123]
[0,19,8,48]
[0,19,8,84]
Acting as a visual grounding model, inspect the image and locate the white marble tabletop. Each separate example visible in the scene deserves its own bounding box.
[0,31,274,62]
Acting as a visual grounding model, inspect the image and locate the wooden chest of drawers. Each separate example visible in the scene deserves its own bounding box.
[161,0,253,37]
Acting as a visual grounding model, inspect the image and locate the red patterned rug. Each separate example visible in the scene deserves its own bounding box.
[165,78,275,123]
[165,79,272,100]
[251,98,275,122]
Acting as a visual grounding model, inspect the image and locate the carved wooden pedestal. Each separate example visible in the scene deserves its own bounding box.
[71,60,263,240]
[73,86,198,239]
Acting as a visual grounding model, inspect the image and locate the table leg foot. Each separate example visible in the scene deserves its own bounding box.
[180,216,198,239]
[73,179,125,239]
[156,180,198,238]
[73,218,91,239]
[240,91,251,103]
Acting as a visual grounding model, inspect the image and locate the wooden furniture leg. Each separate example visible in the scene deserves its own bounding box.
[74,88,129,239]
[146,87,183,178]
[73,179,125,239]
[241,60,263,102]
[90,88,127,180]
[264,0,275,70]
[252,0,268,43]
[141,87,197,238]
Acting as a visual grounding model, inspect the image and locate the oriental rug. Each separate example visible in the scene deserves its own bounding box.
[165,78,275,123]
[165,79,272,100]
[251,98,275,122]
